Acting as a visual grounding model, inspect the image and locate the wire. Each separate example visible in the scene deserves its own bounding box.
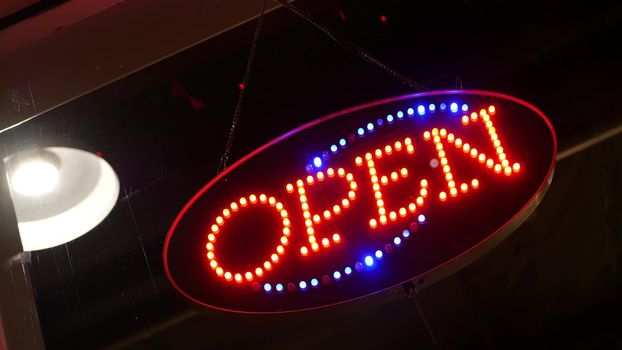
[272,0,427,91]
[403,282,439,346]
[217,0,268,174]
[218,0,427,173]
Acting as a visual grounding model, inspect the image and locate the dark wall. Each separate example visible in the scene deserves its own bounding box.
[0,0,620,348]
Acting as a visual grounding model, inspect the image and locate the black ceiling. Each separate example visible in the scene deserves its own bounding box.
[0,1,68,30]
[1,0,621,348]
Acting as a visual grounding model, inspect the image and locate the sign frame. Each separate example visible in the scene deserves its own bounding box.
[163,89,557,314]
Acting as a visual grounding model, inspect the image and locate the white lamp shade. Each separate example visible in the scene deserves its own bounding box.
[5,147,120,251]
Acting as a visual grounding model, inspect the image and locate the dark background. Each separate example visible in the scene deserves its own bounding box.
[1,0,621,348]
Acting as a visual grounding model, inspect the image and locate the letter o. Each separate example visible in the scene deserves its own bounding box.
[205,193,291,283]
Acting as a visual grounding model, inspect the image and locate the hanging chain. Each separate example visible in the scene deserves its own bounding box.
[404,282,439,346]
[271,0,427,91]
[412,290,439,345]
[218,0,428,173]
[217,0,268,174]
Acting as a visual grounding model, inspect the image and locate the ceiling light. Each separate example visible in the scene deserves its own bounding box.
[11,160,59,196]
[5,147,120,251]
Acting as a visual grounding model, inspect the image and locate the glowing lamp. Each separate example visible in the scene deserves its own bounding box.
[11,161,59,197]
[5,147,119,251]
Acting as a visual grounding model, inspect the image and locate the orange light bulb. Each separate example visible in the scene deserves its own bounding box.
[460,183,468,192]
[369,218,378,228]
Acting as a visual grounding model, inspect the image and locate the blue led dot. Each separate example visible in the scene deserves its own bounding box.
[461,103,468,112]
[364,256,374,267]
[397,111,404,119]
[386,114,394,123]
[367,123,374,131]
[330,145,338,153]
[377,118,384,126]
[357,128,365,136]
[339,138,346,147]
[275,283,284,292]
[299,281,307,290]
[418,214,426,223]
[344,267,352,275]
[450,102,459,113]
[429,104,436,112]
[407,108,414,115]
[333,271,342,280]
[440,103,447,111]
[313,157,322,168]
[393,237,402,246]
[402,229,411,238]
[417,105,426,116]
[311,278,319,287]
[264,283,272,292]
[355,262,364,272]
[375,250,383,259]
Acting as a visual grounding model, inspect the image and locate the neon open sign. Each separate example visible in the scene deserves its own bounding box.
[164,90,556,313]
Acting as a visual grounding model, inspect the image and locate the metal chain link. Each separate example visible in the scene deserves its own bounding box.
[217,0,268,174]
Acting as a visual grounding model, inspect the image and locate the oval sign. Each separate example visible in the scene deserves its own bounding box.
[164,90,556,313]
